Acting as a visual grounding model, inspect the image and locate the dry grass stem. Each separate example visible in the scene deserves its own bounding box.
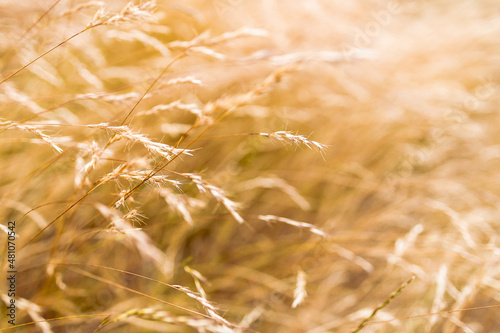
[259,215,327,237]
[292,270,307,308]
[182,173,244,224]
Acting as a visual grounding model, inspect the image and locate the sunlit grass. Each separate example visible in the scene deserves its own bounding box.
[1,0,500,332]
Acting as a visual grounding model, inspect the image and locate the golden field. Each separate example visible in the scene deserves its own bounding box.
[1,1,500,332]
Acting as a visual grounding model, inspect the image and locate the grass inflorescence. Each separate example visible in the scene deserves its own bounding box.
[1,0,500,332]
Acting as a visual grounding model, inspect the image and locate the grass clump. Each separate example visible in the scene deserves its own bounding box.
[1,0,500,332]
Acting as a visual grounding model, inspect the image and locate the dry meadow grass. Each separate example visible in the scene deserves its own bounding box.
[1,0,500,332]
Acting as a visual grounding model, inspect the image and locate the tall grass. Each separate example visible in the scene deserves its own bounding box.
[1,0,500,332]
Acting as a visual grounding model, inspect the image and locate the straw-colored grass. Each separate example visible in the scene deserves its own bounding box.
[1,0,500,332]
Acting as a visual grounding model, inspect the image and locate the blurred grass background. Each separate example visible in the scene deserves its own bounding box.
[1,0,500,332]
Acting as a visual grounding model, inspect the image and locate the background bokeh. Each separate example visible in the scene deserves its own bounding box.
[1,0,500,332]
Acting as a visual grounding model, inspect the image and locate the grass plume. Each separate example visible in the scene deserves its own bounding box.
[1,1,500,332]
